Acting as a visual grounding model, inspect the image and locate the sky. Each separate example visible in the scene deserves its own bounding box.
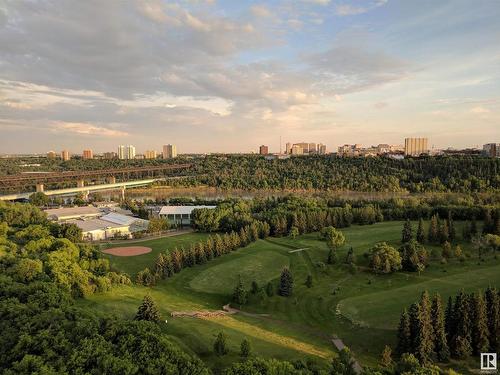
[0,0,499,154]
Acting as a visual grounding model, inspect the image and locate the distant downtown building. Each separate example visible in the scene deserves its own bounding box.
[404,138,429,156]
[118,145,136,160]
[259,145,269,155]
[61,150,70,161]
[144,150,157,159]
[82,149,93,160]
[47,151,57,159]
[483,143,500,157]
[163,144,177,158]
[103,152,117,159]
[285,142,327,155]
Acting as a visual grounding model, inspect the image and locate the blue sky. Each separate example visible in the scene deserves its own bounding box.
[0,0,499,153]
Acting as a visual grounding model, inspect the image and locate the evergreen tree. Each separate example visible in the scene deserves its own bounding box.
[250,280,259,295]
[431,293,450,362]
[450,291,472,358]
[232,275,247,306]
[428,215,439,243]
[485,287,499,351]
[471,292,489,355]
[402,219,413,243]
[154,253,166,278]
[483,209,494,234]
[444,296,455,345]
[442,241,452,259]
[396,308,411,356]
[327,248,338,264]
[240,338,252,358]
[331,347,357,375]
[305,274,313,288]
[265,282,274,297]
[438,221,449,244]
[213,332,228,356]
[470,218,478,237]
[278,267,294,297]
[408,302,420,354]
[345,247,355,264]
[415,291,434,364]
[454,245,463,258]
[416,218,426,244]
[164,254,174,277]
[447,212,456,241]
[135,295,161,322]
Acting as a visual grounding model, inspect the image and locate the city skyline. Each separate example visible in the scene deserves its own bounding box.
[1,0,499,153]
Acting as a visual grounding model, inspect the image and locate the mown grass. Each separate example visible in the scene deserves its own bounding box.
[80,221,499,372]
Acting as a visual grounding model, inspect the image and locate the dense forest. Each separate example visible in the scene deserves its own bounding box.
[1,155,499,193]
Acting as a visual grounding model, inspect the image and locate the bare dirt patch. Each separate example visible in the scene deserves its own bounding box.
[102,246,152,257]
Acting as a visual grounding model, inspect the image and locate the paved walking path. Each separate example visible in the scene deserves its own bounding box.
[98,229,194,245]
[331,337,363,374]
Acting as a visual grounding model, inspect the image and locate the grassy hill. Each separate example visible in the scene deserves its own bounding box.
[80,221,500,372]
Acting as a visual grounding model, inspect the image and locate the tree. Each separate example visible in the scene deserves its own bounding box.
[345,247,355,264]
[305,274,313,288]
[147,217,169,233]
[29,192,49,207]
[431,293,450,362]
[471,292,489,355]
[213,332,228,356]
[368,242,402,274]
[416,218,426,243]
[232,275,247,306]
[289,226,299,239]
[450,291,472,358]
[414,291,434,364]
[331,347,357,375]
[278,267,293,297]
[454,245,463,258]
[251,281,259,295]
[399,240,427,272]
[380,345,393,368]
[240,338,252,358]
[428,215,439,243]
[136,268,156,286]
[447,212,456,241]
[438,221,449,244]
[321,226,345,250]
[402,219,413,243]
[442,241,452,259]
[135,295,161,322]
[485,287,499,352]
[13,258,43,282]
[265,282,274,297]
[327,248,338,264]
[396,309,411,356]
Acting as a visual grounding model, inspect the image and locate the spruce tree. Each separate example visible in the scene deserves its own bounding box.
[278,267,294,297]
[265,281,274,297]
[327,248,337,264]
[416,218,426,244]
[213,332,228,356]
[451,291,472,358]
[485,287,499,351]
[431,293,450,362]
[442,241,452,259]
[402,219,413,243]
[444,296,455,345]
[438,221,449,244]
[250,281,259,294]
[345,247,355,264]
[447,212,456,241]
[396,309,411,356]
[408,302,420,354]
[415,291,434,364]
[428,215,439,243]
[135,295,161,322]
[164,254,174,277]
[154,253,166,278]
[471,292,489,354]
[240,338,252,357]
[232,275,247,306]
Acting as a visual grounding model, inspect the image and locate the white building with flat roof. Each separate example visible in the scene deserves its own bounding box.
[44,206,102,221]
[159,205,216,226]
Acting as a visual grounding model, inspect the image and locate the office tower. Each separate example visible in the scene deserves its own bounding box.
[308,143,317,154]
[285,142,291,154]
[318,144,327,155]
[404,138,429,156]
[163,144,177,158]
[47,151,57,159]
[290,145,303,155]
[483,143,500,157]
[144,150,157,159]
[118,145,126,159]
[126,145,136,159]
[259,145,269,155]
[82,149,93,159]
[61,150,70,161]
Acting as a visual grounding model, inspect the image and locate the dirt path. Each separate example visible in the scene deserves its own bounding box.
[331,337,363,374]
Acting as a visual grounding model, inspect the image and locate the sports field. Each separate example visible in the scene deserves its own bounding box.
[80,221,500,372]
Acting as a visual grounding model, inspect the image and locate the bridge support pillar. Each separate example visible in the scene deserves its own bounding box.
[120,186,126,200]
[82,190,89,200]
[106,176,116,184]
[77,180,85,188]
[36,183,44,192]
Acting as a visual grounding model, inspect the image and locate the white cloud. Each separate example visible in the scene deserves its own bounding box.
[470,106,490,114]
[51,121,129,137]
[335,0,388,16]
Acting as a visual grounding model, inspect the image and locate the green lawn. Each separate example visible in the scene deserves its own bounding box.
[80,221,499,372]
[99,232,210,277]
